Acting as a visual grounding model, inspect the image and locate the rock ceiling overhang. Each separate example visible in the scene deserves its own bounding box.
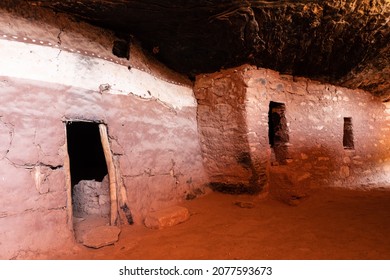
[3,0,390,100]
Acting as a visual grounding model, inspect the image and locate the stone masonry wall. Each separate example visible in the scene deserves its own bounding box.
[72,178,110,218]
[0,7,206,259]
[195,70,268,193]
[195,65,390,196]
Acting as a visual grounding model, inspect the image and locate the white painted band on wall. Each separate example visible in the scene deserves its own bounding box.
[0,39,196,109]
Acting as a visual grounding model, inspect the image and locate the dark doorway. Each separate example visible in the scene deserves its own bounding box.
[66,122,108,186]
[268,101,289,164]
[66,121,112,241]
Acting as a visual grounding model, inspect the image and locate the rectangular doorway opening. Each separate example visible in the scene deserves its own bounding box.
[66,121,111,236]
[268,101,290,165]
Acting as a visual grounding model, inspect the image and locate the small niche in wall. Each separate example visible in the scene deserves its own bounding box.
[268,101,290,164]
[112,33,131,60]
[343,117,354,150]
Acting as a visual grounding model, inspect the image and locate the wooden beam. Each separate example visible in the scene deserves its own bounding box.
[99,124,118,226]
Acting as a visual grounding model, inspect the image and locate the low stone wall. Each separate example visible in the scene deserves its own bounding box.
[73,178,110,218]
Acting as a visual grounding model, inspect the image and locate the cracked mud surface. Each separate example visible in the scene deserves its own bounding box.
[21,187,390,260]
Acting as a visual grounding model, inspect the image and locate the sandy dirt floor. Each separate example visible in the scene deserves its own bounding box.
[31,187,390,260]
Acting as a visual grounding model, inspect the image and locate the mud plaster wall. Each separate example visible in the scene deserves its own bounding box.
[194,65,390,193]
[0,8,206,259]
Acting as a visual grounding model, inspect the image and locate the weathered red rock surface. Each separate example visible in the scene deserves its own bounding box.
[4,0,388,99]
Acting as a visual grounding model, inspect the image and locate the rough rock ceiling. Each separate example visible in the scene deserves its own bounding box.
[7,1,390,99]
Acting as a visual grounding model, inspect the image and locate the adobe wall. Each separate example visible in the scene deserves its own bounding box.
[194,65,390,196]
[0,7,206,259]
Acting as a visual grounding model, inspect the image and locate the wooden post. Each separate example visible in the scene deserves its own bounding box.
[99,124,118,226]
[63,130,74,233]
[114,156,133,225]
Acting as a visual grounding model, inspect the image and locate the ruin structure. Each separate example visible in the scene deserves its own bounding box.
[0,1,389,259]
[195,66,390,203]
[0,7,207,258]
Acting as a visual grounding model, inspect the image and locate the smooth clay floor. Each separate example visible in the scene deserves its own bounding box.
[29,187,390,260]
